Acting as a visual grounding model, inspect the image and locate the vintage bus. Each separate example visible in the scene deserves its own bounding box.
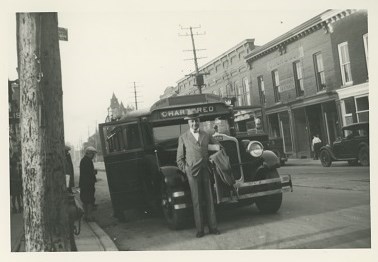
[99,94,292,229]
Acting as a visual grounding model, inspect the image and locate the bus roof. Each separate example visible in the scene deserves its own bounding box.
[119,108,151,121]
[103,94,231,125]
[150,94,227,111]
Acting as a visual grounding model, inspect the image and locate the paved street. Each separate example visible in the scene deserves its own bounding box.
[87,159,370,250]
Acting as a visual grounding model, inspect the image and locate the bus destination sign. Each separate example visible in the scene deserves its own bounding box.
[159,106,215,119]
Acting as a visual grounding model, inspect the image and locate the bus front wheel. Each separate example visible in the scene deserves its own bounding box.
[161,183,190,230]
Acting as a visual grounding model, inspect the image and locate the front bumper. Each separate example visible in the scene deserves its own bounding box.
[237,175,292,199]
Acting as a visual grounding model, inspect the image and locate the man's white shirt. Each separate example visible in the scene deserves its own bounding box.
[312,137,321,145]
[190,128,199,141]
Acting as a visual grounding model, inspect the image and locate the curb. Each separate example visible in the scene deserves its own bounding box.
[87,222,118,251]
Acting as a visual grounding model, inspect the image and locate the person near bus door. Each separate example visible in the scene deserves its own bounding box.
[312,134,322,160]
[79,146,98,221]
[65,145,75,193]
[176,111,221,238]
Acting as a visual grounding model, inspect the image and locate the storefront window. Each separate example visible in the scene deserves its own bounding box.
[344,97,356,125]
[343,96,369,125]
[356,96,369,122]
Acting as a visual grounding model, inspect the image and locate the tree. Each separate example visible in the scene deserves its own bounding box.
[17,13,72,251]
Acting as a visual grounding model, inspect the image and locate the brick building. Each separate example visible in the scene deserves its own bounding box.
[164,9,368,159]
[245,9,368,158]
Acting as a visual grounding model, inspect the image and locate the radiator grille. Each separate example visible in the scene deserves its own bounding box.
[219,140,241,180]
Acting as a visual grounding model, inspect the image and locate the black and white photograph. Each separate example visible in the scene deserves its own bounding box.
[1,0,377,260]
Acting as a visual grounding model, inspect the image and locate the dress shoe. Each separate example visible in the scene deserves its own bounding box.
[209,229,220,235]
[196,231,205,238]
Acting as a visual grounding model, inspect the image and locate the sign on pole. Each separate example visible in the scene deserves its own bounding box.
[58,27,68,41]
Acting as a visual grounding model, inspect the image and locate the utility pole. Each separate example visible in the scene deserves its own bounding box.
[94,120,98,162]
[130,82,142,110]
[179,25,208,94]
[133,82,138,110]
[16,13,71,251]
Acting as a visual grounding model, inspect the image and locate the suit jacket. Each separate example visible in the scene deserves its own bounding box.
[176,129,217,177]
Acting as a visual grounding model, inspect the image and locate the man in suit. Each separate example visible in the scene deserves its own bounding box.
[176,111,220,238]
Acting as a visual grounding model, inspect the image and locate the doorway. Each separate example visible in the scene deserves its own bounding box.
[293,108,310,158]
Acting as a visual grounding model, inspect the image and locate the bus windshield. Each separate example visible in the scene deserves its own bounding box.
[153,118,230,143]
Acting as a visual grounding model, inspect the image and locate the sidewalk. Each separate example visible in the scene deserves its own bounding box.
[10,211,118,252]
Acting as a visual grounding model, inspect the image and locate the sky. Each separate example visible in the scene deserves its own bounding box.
[5,0,370,147]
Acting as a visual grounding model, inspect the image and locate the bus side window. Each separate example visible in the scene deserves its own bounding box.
[104,123,142,153]
[141,123,153,147]
[116,130,123,151]
[126,124,142,150]
[122,127,128,150]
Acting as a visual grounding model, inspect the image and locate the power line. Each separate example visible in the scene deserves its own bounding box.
[179,25,208,94]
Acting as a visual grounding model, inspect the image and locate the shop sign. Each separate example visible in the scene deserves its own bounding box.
[58,27,68,41]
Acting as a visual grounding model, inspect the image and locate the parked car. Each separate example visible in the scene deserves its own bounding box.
[319,122,369,167]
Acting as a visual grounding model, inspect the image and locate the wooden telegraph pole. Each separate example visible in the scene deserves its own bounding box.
[16,13,71,251]
[179,25,208,94]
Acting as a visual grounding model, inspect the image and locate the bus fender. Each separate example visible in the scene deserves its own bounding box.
[160,166,187,187]
[261,150,281,169]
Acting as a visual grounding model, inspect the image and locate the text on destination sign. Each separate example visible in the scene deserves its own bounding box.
[160,106,215,118]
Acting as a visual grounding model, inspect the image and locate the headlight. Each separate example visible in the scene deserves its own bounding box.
[247,141,263,157]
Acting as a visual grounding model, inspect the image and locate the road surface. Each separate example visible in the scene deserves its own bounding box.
[80,159,370,250]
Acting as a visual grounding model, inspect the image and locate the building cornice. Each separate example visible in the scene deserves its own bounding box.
[335,82,369,100]
[245,9,358,62]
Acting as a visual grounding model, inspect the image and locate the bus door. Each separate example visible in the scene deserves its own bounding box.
[100,120,146,213]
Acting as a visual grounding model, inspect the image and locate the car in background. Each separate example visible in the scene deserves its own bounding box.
[319,122,369,167]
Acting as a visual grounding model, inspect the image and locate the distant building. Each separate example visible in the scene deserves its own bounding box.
[160,86,178,99]
[106,93,134,122]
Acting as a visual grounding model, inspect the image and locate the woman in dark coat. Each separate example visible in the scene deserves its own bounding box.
[65,145,75,192]
[79,146,97,221]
